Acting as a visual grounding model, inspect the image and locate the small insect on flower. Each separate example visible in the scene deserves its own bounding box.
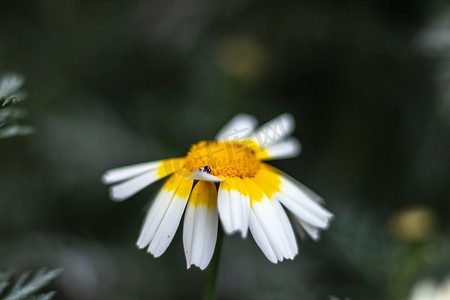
[199,166,212,174]
[102,113,333,270]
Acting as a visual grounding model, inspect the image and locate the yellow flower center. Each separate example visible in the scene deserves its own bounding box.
[184,140,260,178]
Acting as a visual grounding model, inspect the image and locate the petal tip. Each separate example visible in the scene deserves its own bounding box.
[109,189,126,202]
[187,170,225,182]
[136,242,146,249]
[101,173,110,184]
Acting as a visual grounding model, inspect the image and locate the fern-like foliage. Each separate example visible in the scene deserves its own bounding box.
[0,73,34,138]
[0,269,62,300]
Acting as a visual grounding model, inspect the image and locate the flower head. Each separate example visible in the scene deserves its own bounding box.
[102,113,333,269]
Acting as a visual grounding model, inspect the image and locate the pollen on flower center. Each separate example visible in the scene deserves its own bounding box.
[184,140,260,178]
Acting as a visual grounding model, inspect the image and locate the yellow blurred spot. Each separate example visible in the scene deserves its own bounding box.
[389,206,437,242]
[215,36,268,82]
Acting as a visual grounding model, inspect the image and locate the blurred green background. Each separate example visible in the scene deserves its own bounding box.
[1,0,450,299]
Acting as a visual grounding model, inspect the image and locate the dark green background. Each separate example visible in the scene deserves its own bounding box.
[1,1,449,299]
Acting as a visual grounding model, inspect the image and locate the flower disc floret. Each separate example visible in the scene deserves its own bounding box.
[184,141,260,178]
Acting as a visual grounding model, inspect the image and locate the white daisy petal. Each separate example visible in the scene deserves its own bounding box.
[215,113,258,141]
[106,158,184,201]
[257,137,302,160]
[136,174,183,248]
[217,178,250,238]
[251,198,296,261]
[109,170,163,201]
[249,209,278,263]
[102,160,163,184]
[271,198,298,255]
[245,179,296,262]
[252,164,331,235]
[187,170,225,182]
[254,164,332,228]
[146,177,194,257]
[235,179,251,238]
[277,175,333,228]
[250,113,295,148]
[279,170,325,204]
[298,220,321,241]
[217,182,232,233]
[183,181,218,270]
[276,193,329,228]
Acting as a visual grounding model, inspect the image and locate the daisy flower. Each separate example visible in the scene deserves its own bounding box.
[102,113,333,270]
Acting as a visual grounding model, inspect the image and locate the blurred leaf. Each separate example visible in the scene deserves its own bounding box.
[0,268,62,300]
[29,291,56,300]
[0,125,35,139]
[0,95,23,108]
[0,271,13,295]
[0,74,25,107]
[0,73,32,138]
[0,108,28,127]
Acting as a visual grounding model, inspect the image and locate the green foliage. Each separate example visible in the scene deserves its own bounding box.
[0,74,33,138]
[0,269,62,300]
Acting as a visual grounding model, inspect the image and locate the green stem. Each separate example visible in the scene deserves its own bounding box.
[202,228,224,300]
